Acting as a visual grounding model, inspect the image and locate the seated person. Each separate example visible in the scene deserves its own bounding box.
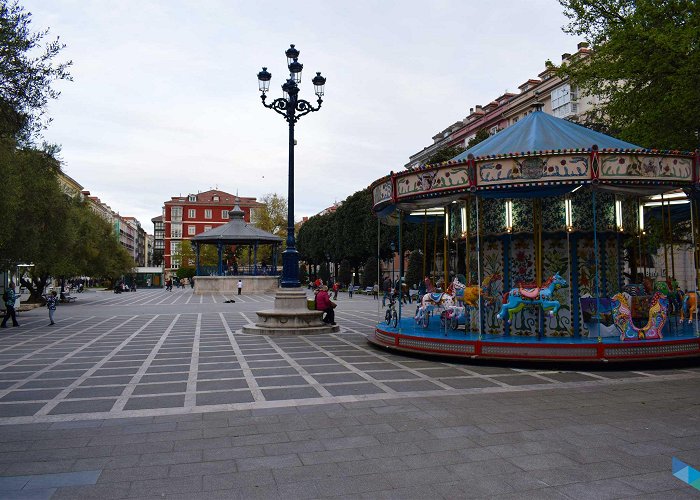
[315,285,336,325]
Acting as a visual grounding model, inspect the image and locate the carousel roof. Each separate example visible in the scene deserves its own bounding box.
[451,110,641,161]
[191,199,283,245]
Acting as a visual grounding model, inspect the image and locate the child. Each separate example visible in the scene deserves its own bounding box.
[47,290,58,326]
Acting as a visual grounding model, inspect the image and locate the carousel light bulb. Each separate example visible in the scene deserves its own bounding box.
[505,200,513,232]
[615,198,623,231]
[639,205,645,231]
[565,198,573,230]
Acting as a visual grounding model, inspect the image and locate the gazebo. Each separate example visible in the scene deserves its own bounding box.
[191,199,282,294]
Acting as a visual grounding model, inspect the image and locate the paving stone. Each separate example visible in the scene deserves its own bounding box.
[123,394,185,410]
[65,386,125,399]
[255,375,308,387]
[196,379,248,391]
[195,390,254,406]
[0,389,63,402]
[131,382,187,395]
[49,399,116,415]
[0,403,44,417]
[24,470,101,489]
[260,387,322,400]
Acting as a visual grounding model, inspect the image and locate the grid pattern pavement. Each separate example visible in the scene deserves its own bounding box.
[1,289,699,425]
[0,289,699,498]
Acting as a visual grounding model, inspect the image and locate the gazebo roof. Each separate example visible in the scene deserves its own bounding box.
[191,199,282,245]
[451,110,641,161]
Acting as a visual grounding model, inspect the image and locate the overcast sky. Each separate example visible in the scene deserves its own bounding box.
[24,0,577,231]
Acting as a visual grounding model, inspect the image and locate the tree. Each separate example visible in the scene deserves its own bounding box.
[362,256,379,288]
[338,259,352,286]
[251,193,287,265]
[558,0,700,150]
[466,129,490,149]
[405,250,423,289]
[426,144,465,165]
[0,1,72,143]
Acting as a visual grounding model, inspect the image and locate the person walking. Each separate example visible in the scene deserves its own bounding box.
[373,282,379,300]
[332,282,339,300]
[382,276,392,307]
[46,290,58,326]
[237,279,243,295]
[1,282,20,328]
[315,285,336,325]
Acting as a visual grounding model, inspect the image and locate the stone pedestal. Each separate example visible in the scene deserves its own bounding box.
[242,289,339,336]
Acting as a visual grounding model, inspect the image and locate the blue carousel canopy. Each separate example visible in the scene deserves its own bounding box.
[451,110,642,161]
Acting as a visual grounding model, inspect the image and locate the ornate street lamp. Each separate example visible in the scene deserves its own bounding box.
[257,45,326,288]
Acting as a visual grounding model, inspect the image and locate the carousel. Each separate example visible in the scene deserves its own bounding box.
[368,110,700,362]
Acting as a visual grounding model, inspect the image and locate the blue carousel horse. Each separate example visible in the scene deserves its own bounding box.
[497,273,568,323]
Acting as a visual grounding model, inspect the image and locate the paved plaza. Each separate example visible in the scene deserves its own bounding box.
[0,289,698,499]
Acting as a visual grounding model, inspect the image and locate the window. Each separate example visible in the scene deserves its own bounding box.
[189,194,197,202]
[170,241,180,254]
[188,225,196,235]
[204,225,212,232]
[222,210,229,219]
[188,208,196,218]
[213,195,219,202]
[171,223,182,238]
[551,84,576,118]
[170,206,182,221]
[171,259,180,270]
[205,209,212,219]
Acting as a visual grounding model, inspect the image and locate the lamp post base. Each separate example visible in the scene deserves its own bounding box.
[242,289,339,336]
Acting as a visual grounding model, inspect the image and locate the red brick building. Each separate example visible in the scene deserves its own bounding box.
[161,190,262,276]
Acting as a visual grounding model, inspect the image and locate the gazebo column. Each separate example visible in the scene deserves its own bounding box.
[217,243,223,276]
[254,242,258,276]
[195,242,201,276]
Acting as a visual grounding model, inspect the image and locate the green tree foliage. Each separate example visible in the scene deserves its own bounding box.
[361,256,379,288]
[0,0,72,143]
[251,193,287,265]
[1,147,134,300]
[466,129,490,149]
[558,0,700,150]
[318,262,330,283]
[338,259,352,286]
[426,144,465,165]
[405,250,423,289]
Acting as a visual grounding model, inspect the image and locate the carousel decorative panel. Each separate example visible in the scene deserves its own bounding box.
[543,237,572,336]
[508,237,538,336]
[481,199,506,234]
[512,199,534,233]
[481,238,505,335]
[542,197,566,232]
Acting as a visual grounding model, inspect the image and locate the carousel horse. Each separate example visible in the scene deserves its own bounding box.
[415,281,456,328]
[611,291,667,340]
[680,291,697,324]
[497,273,568,323]
[644,277,682,315]
[446,274,503,330]
[455,273,503,308]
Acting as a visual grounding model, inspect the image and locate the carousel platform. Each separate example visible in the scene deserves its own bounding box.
[369,317,700,362]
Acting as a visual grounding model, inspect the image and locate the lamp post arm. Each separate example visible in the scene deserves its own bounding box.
[294,97,323,121]
[260,94,291,120]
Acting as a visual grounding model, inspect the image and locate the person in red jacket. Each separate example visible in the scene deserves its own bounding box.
[332,281,339,299]
[315,285,336,325]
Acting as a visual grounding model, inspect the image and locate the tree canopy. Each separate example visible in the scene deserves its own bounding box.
[0,0,72,144]
[559,0,700,150]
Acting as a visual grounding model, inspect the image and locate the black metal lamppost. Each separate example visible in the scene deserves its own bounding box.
[257,45,326,288]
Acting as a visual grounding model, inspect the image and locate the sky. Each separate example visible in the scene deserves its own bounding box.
[23,0,578,232]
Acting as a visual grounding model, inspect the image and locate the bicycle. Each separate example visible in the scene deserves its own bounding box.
[384,296,398,328]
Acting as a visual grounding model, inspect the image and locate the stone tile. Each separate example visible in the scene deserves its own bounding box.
[255,376,308,387]
[260,387,322,400]
[65,386,125,399]
[196,379,248,391]
[325,383,387,396]
[123,394,185,410]
[98,465,168,483]
[139,373,189,383]
[51,482,131,499]
[25,470,102,488]
[555,478,644,499]
[440,377,501,389]
[49,399,116,415]
[382,380,445,392]
[131,382,187,395]
[195,391,254,406]
[129,476,203,496]
[1,389,63,402]
[0,403,44,417]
